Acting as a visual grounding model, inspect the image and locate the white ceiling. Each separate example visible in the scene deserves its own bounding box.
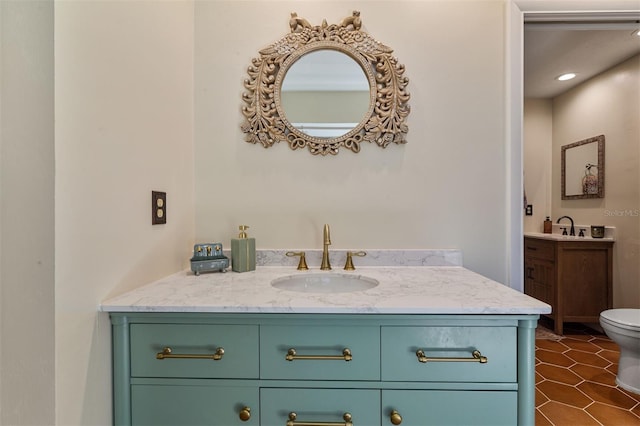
[524,16,640,98]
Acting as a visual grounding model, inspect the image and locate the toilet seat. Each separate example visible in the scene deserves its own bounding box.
[601,309,640,332]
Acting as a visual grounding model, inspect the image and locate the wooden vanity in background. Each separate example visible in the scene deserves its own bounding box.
[524,234,614,335]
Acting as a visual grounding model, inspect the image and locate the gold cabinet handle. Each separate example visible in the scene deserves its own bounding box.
[239,406,251,422]
[155,346,224,360]
[285,348,352,361]
[287,412,352,426]
[415,349,487,363]
[389,410,403,425]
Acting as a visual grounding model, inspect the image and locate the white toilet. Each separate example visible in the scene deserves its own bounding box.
[600,309,640,394]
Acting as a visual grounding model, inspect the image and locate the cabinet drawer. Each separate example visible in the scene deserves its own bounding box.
[260,325,379,380]
[383,390,517,425]
[130,324,259,378]
[260,388,380,426]
[524,237,555,261]
[132,384,258,425]
[381,326,517,382]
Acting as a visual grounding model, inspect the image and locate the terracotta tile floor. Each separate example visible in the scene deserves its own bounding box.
[535,321,640,425]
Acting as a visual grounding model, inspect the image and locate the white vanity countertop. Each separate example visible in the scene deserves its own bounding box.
[524,232,615,242]
[101,266,551,315]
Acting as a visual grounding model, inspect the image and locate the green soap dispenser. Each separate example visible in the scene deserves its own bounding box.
[231,225,256,272]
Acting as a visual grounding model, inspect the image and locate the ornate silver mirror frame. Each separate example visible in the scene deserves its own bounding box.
[241,11,410,156]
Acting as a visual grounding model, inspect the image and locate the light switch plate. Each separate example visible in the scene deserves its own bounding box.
[152,191,166,225]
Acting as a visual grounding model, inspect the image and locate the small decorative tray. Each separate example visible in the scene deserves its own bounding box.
[190,243,229,275]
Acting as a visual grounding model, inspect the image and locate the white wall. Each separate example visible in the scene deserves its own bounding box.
[552,54,640,308]
[195,0,509,282]
[7,0,632,423]
[0,1,55,424]
[54,1,195,423]
[523,98,553,232]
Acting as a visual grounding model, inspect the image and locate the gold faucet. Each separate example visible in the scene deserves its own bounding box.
[286,251,309,270]
[320,224,332,270]
[344,251,366,270]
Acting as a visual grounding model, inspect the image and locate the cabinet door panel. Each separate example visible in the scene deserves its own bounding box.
[561,248,610,316]
[383,390,517,426]
[131,384,258,425]
[260,325,380,380]
[381,326,516,382]
[524,257,554,306]
[260,388,380,426]
[131,324,259,378]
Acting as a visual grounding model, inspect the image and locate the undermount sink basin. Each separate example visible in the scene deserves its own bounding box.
[271,273,379,293]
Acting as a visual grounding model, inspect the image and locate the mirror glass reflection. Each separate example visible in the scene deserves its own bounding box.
[280,50,370,138]
[564,142,598,196]
[561,135,605,200]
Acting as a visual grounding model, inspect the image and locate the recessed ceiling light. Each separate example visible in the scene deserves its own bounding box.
[634,29,640,37]
[557,73,577,81]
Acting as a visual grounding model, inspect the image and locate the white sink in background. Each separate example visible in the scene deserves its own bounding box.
[271,273,379,293]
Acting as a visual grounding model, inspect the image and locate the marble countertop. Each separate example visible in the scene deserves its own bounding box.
[524,232,615,242]
[101,266,551,315]
[525,223,615,242]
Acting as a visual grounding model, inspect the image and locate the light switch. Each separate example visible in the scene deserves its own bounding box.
[152,191,166,225]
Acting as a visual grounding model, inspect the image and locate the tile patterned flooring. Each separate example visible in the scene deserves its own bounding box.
[535,321,640,425]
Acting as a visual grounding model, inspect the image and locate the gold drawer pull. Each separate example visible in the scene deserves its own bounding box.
[286,348,352,361]
[156,346,224,360]
[390,410,403,425]
[416,349,487,364]
[287,412,352,426]
[239,406,251,422]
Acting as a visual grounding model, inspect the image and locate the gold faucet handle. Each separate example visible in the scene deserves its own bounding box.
[286,251,309,270]
[344,251,366,270]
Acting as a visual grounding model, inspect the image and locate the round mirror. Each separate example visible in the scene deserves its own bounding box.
[280,50,371,138]
[241,11,410,155]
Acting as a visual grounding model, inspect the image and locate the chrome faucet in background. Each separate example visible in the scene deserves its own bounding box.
[320,224,332,270]
[557,216,575,236]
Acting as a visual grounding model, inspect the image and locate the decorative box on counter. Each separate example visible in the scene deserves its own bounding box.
[190,243,229,275]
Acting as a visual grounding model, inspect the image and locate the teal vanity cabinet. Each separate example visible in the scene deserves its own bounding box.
[110,313,538,426]
[382,390,517,425]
